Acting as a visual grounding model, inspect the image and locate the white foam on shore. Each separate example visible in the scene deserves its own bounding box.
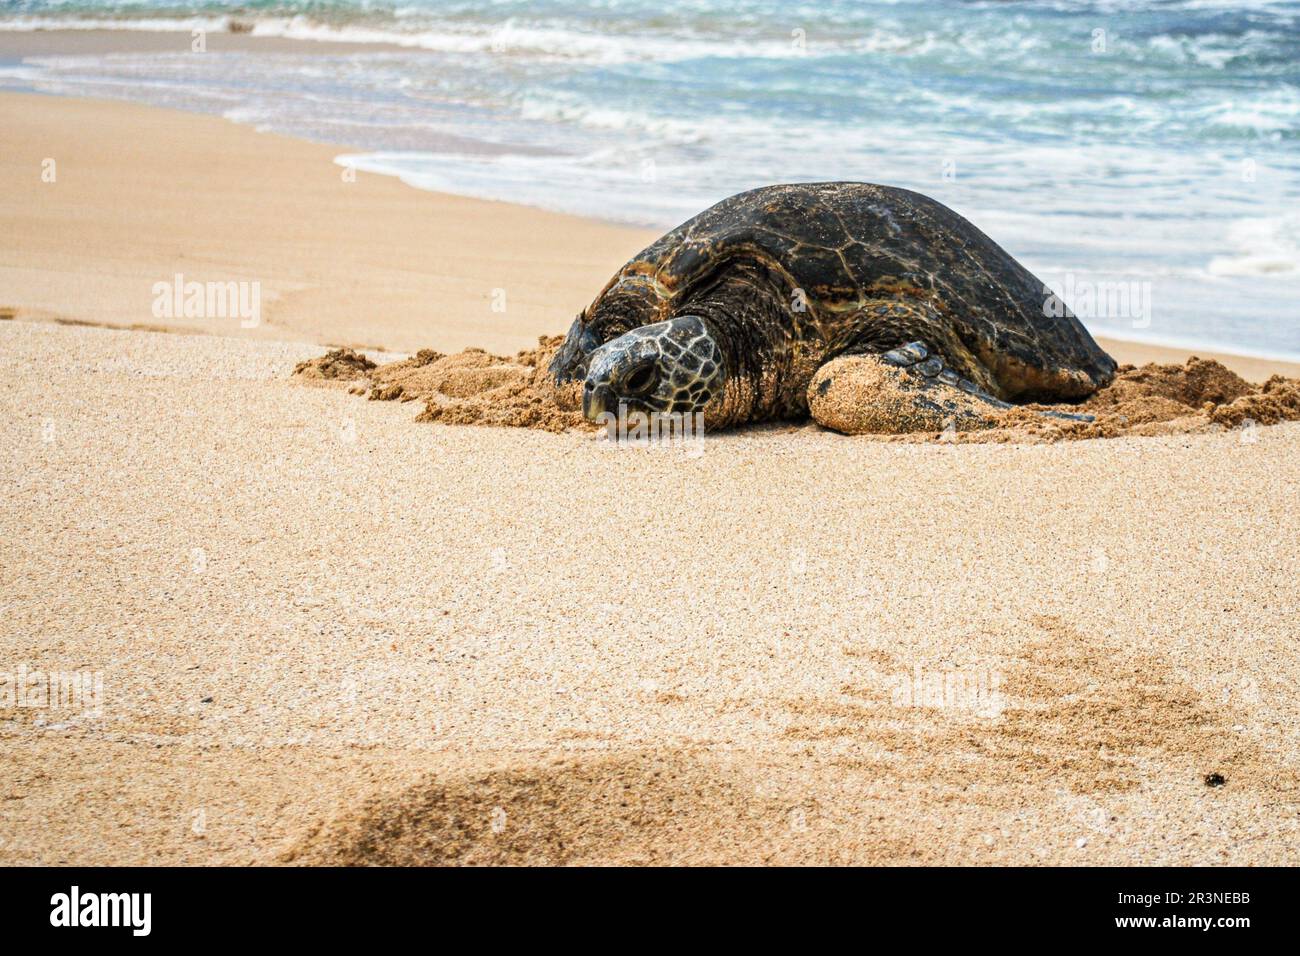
[0,16,232,34]
[1208,216,1300,277]
[0,15,841,63]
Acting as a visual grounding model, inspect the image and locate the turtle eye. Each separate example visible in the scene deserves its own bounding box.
[623,362,658,395]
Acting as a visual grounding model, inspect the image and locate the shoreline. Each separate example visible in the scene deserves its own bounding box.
[0,25,414,56]
[1,36,1297,373]
[1,87,1296,378]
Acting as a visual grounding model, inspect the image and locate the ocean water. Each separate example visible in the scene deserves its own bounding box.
[2,0,1298,358]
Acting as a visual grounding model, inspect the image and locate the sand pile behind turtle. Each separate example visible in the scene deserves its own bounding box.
[992,357,1300,444]
[293,337,589,433]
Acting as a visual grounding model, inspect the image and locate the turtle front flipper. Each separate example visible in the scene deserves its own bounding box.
[806,344,1009,436]
[807,343,1094,436]
[880,341,1014,409]
[808,354,1004,435]
[880,343,1096,424]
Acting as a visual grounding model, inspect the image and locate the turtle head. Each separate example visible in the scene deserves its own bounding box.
[582,316,723,421]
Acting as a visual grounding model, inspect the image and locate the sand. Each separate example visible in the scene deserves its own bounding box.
[3,87,1300,866]
[0,91,654,357]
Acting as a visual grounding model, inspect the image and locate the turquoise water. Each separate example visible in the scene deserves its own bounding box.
[2,0,1298,357]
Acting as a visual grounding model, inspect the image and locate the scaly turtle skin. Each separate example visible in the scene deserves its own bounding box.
[550,182,1117,432]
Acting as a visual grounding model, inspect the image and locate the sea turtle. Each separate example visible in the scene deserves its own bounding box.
[549,182,1116,433]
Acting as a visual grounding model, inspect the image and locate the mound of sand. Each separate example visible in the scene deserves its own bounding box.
[999,357,1300,444]
[292,347,375,382]
[294,343,1300,442]
[288,751,791,866]
[294,337,587,433]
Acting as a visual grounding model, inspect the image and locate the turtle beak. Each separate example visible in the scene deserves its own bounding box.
[583,382,611,421]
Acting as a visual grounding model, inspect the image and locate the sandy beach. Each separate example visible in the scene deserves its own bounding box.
[3,89,1299,866]
[0,89,652,357]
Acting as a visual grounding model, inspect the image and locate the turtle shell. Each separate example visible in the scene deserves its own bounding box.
[562,183,1115,401]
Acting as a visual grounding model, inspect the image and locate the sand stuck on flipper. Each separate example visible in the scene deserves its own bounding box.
[294,343,1300,442]
[808,354,1005,435]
